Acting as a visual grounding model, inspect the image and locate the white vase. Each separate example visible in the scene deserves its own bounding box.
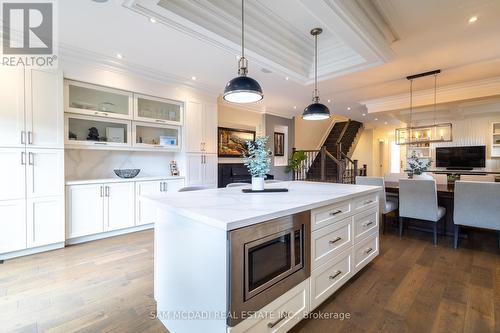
[252,177,265,191]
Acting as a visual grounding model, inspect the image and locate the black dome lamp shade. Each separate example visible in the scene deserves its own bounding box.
[302,28,330,120]
[223,0,263,103]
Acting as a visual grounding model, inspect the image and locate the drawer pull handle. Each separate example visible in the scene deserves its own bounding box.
[329,210,342,216]
[329,270,342,280]
[329,237,342,245]
[267,312,289,328]
[364,200,374,205]
[155,119,166,123]
[365,247,373,254]
[363,221,374,227]
[94,142,108,145]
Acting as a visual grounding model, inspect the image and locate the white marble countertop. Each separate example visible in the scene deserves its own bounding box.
[142,181,380,231]
[66,175,185,185]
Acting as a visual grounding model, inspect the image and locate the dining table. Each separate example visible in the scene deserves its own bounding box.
[384,181,455,236]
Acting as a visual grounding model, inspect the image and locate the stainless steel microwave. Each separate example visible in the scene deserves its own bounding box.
[228,211,310,327]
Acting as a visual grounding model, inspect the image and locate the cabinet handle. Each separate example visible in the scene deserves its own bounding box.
[28,152,34,165]
[155,119,165,123]
[94,142,107,145]
[28,131,33,145]
[163,182,167,192]
[267,312,289,329]
[105,186,110,197]
[365,247,373,254]
[363,221,374,227]
[329,270,342,280]
[329,210,342,216]
[160,182,163,192]
[100,186,104,197]
[329,237,342,245]
[364,200,374,205]
[21,152,26,165]
[21,131,26,145]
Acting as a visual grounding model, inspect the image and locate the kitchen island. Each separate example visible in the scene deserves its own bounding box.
[143,181,380,333]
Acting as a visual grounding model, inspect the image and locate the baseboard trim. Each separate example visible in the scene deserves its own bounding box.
[65,224,154,245]
[0,242,65,261]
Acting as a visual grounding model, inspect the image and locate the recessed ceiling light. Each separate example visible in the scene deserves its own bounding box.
[384,121,388,125]
[468,16,478,23]
[191,76,197,81]
[327,99,331,103]
[293,106,297,109]
[150,17,157,23]
[362,113,366,116]
[116,53,123,59]
[285,77,289,81]
[347,107,351,111]
[374,118,378,121]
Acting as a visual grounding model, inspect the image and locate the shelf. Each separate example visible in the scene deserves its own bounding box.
[134,94,183,125]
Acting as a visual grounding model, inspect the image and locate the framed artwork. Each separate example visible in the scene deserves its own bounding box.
[274,132,285,156]
[218,127,256,157]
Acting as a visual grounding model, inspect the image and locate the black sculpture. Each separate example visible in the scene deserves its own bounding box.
[87,127,99,141]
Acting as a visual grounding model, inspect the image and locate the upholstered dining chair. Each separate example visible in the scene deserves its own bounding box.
[178,185,210,192]
[226,182,249,188]
[453,181,500,249]
[399,179,446,245]
[384,173,407,199]
[356,176,398,234]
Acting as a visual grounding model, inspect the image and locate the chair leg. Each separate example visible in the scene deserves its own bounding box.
[433,223,438,245]
[454,225,459,249]
[399,217,404,238]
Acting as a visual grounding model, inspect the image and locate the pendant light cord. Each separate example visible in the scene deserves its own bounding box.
[241,0,244,59]
[433,74,437,126]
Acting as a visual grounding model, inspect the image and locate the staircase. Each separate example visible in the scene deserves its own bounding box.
[293,120,364,183]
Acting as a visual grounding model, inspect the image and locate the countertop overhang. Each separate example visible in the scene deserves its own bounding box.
[142,181,380,231]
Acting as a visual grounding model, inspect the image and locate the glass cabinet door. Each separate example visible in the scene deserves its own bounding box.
[134,94,183,125]
[133,122,181,150]
[65,80,133,120]
[65,114,131,147]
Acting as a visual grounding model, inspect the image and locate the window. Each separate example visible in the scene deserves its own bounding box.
[390,141,401,173]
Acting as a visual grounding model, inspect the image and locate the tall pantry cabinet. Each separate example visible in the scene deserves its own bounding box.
[0,66,64,260]
[184,101,218,188]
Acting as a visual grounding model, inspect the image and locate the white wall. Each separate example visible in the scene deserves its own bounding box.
[294,115,348,150]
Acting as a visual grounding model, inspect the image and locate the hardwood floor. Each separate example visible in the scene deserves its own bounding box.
[1,227,499,333]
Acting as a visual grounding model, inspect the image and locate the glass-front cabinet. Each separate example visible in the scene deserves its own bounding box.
[65,114,131,147]
[65,80,133,119]
[134,94,183,125]
[133,122,181,150]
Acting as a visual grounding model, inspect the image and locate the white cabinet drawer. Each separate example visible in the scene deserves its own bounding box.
[229,279,310,333]
[311,217,353,269]
[310,249,352,310]
[312,200,351,230]
[353,208,378,242]
[354,233,379,272]
[352,193,378,213]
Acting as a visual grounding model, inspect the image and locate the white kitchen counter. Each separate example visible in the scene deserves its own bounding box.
[65,175,184,185]
[143,181,380,231]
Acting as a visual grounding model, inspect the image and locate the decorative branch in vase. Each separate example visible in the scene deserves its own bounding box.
[244,136,271,191]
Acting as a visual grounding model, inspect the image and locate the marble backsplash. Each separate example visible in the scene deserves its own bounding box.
[65,149,182,181]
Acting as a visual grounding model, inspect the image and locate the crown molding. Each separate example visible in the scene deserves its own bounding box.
[123,0,392,84]
[58,43,219,97]
[361,76,500,113]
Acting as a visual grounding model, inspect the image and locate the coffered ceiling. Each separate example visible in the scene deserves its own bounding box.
[55,0,500,122]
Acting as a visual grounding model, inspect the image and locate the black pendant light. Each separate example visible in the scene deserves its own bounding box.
[302,28,330,120]
[223,0,263,103]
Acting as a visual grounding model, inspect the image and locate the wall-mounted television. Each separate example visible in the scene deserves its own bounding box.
[435,146,486,169]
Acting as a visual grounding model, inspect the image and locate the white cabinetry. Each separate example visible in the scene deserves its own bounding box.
[186,153,217,188]
[105,182,135,231]
[0,67,64,259]
[135,178,185,225]
[66,182,135,239]
[185,100,217,153]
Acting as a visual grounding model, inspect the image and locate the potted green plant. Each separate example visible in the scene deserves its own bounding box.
[286,151,307,173]
[407,152,432,179]
[244,136,271,191]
